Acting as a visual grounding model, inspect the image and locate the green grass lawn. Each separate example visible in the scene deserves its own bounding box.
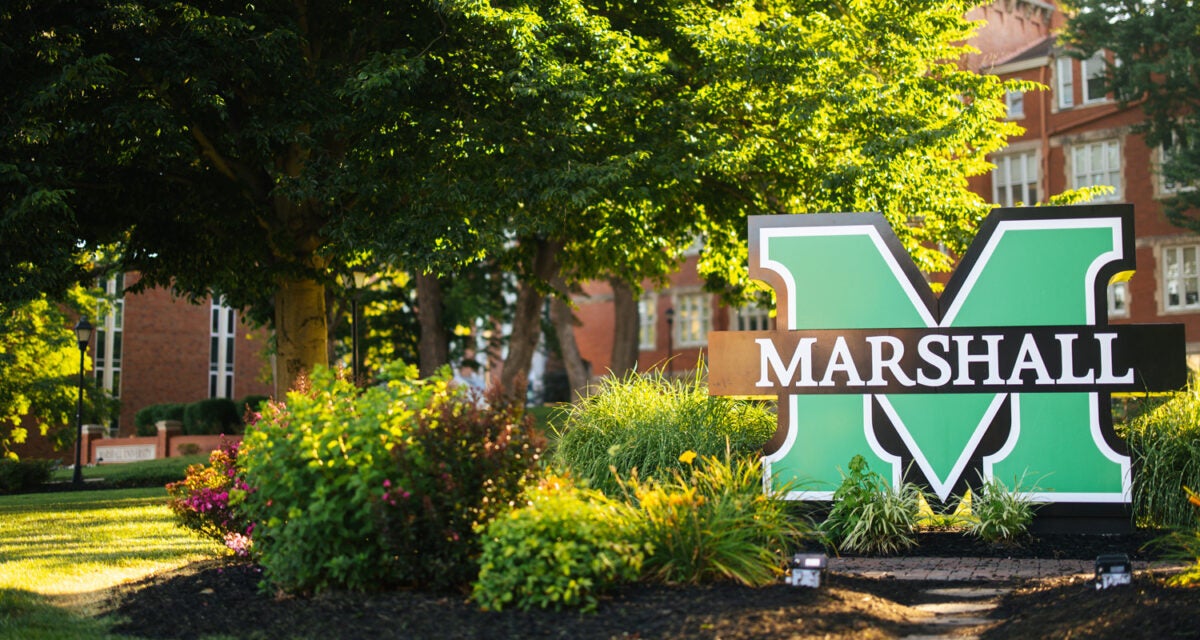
[0,487,220,639]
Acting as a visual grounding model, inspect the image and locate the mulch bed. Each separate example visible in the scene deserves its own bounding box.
[104,531,1197,640]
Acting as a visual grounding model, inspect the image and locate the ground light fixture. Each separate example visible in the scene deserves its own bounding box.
[785,553,828,588]
[1095,553,1132,589]
[72,315,95,488]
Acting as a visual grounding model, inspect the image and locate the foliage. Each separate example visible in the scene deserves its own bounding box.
[182,398,242,436]
[472,475,644,612]
[239,363,541,593]
[621,451,808,586]
[822,455,925,555]
[0,459,56,494]
[1151,486,1200,587]
[236,395,271,418]
[166,440,255,556]
[132,402,198,437]
[965,473,1039,544]
[1127,387,1200,528]
[0,289,115,459]
[376,383,544,591]
[50,453,206,488]
[552,370,774,495]
[1063,1,1200,230]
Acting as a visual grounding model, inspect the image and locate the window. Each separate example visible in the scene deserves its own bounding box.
[1108,281,1129,318]
[673,292,711,347]
[95,274,124,430]
[210,299,236,398]
[1005,90,1025,119]
[1071,139,1121,201]
[1082,52,1108,104]
[1163,245,1200,311]
[732,303,771,332]
[992,150,1039,206]
[638,294,656,351]
[1056,56,1075,109]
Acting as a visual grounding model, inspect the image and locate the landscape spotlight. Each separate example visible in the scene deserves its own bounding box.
[785,553,828,588]
[1095,553,1132,590]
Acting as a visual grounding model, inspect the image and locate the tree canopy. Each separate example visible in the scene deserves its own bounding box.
[2,0,1025,395]
[1062,0,1200,228]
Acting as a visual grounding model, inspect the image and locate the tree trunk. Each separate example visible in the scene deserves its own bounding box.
[274,275,329,397]
[499,238,562,399]
[415,271,450,377]
[550,278,589,401]
[609,278,640,377]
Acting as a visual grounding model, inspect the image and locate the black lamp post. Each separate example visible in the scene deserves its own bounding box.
[72,316,94,488]
[347,269,368,384]
[665,306,675,376]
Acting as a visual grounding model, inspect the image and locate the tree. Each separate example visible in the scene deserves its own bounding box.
[0,287,114,459]
[1062,0,1200,229]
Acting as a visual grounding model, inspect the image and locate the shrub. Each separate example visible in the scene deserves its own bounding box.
[1128,387,1200,528]
[473,475,644,612]
[166,439,254,555]
[622,451,808,586]
[1151,486,1200,587]
[183,398,242,435]
[134,403,189,436]
[239,363,542,593]
[552,370,775,495]
[0,458,55,494]
[821,455,924,555]
[965,473,1039,544]
[236,395,270,418]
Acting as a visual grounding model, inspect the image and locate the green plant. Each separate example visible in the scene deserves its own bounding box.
[1128,387,1200,528]
[166,439,254,555]
[183,397,242,435]
[0,458,55,494]
[240,362,542,593]
[622,450,808,586]
[473,475,644,612]
[134,403,188,437]
[237,394,271,419]
[822,455,924,555]
[552,370,774,495]
[965,473,1039,544]
[1150,486,1200,587]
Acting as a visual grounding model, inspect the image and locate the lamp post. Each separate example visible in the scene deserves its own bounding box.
[72,316,94,488]
[347,269,368,384]
[665,306,675,376]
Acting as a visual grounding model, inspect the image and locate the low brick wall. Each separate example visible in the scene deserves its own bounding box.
[82,421,242,464]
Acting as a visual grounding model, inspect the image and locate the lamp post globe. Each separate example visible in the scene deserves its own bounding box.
[72,316,94,488]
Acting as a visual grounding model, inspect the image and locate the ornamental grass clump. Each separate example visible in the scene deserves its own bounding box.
[166,438,255,556]
[1128,386,1200,528]
[472,475,645,612]
[552,369,774,495]
[620,450,809,586]
[821,455,925,555]
[239,363,542,594]
[965,473,1039,544]
[1151,486,1200,587]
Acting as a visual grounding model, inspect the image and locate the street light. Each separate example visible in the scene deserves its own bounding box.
[72,316,94,488]
[345,269,368,384]
[665,306,675,376]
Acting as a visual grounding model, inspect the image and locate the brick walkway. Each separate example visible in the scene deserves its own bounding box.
[829,556,1184,581]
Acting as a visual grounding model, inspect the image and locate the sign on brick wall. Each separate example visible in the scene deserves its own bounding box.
[709,205,1186,519]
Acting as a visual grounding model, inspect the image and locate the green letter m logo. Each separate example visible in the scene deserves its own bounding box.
[710,205,1185,519]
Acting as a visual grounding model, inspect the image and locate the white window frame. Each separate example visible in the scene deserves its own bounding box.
[95,274,124,401]
[210,299,236,398]
[1070,139,1122,201]
[673,292,712,348]
[1107,281,1130,318]
[1082,52,1109,105]
[638,293,657,351]
[1056,56,1075,109]
[731,303,771,332]
[1005,89,1025,119]
[991,150,1040,207]
[1163,245,1200,311]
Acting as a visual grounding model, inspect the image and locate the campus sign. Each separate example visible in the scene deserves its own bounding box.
[709,205,1186,516]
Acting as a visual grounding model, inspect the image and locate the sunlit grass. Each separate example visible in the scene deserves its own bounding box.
[0,487,221,639]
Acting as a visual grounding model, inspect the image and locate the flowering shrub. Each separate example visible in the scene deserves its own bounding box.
[166,438,255,556]
[239,363,542,593]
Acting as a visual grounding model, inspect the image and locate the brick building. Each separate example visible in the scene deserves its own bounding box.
[572,0,1200,379]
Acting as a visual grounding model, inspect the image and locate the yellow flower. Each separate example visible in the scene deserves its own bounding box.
[678,450,697,465]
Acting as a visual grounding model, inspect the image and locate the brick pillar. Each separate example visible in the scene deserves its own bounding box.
[156,420,183,459]
[81,425,106,464]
